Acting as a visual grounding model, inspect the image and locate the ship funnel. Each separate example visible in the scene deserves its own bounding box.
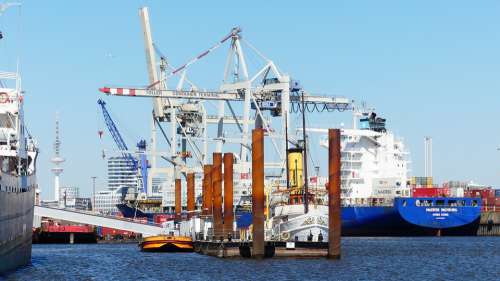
[287,148,304,190]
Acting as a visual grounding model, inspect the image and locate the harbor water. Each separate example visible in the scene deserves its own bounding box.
[3,237,499,281]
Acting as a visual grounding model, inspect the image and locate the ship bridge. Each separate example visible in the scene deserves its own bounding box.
[34,205,165,235]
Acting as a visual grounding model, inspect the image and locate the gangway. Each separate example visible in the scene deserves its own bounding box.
[34,205,165,236]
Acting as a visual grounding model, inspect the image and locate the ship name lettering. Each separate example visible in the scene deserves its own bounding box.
[440,208,457,212]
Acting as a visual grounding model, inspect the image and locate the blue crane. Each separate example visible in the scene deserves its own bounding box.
[97,99,148,193]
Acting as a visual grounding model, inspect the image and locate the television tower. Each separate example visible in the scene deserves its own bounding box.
[51,113,65,206]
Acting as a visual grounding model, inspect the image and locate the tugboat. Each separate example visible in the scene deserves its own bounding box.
[139,235,193,252]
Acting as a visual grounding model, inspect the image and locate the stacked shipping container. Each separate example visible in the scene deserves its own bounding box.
[412,187,450,197]
[410,177,433,188]
[466,188,499,211]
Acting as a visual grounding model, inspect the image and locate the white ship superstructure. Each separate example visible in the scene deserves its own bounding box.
[271,111,411,241]
[333,112,411,206]
[0,71,38,272]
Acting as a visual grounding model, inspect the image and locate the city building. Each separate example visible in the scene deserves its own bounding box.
[75,197,92,211]
[59,186,79,208]
[93,155,143,214]
[107,156,138,190]
[94,187,127,215]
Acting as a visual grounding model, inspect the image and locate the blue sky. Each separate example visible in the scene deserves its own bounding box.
[1,0,499,199]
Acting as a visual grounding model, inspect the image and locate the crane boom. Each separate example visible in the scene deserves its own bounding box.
[99,87,242,101]
[97,99,137,170]
[98,86,352,109]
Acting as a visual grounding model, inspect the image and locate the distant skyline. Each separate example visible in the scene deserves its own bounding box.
[1,1,499,199]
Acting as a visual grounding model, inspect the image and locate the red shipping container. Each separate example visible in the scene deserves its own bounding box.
[412,187,450,197]
[133,217,148,224]
[482,197,496,207]
[468,189,494,199]
[45,225,93,233]
[466,190,481,198]
[100,227,132,237]
[495,197,500,207]
[412,188,438,197]
[154,214,171,224]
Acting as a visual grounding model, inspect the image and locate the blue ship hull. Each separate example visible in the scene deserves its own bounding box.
[342,197,481,236]
[116,204,152,220]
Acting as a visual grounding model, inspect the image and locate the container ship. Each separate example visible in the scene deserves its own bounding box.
[269,111,481,240]
[0,39,38,272]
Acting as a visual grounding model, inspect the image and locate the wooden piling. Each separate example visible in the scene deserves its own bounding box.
[187,172,195,219]
[212,153,223,239]
[252,129,265,258]
[223,153,234,238]
[175,178,182,220]
[328,129,341,259]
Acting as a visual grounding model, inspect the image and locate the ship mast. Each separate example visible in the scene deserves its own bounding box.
[285,112,290,190]
[301,91,309,214]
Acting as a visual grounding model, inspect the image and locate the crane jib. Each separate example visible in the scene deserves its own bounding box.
[99,87,243,101]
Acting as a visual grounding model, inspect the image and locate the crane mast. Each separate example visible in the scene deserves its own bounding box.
[139,7,177,196]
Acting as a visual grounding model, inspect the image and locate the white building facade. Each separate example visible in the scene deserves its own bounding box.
[59,186,79,208]
[107,156,138,190]
[94,187,126,215]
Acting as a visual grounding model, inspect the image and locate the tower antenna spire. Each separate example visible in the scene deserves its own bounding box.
[51,112,65,207]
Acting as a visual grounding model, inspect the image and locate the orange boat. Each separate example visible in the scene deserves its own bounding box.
[139,235,193,252]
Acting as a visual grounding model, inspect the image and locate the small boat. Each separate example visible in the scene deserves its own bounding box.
[139,235,193,252]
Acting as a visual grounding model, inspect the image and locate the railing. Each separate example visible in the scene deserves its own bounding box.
[35,205,168,234]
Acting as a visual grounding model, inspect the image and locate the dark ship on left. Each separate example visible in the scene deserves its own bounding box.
[0,5,39,273]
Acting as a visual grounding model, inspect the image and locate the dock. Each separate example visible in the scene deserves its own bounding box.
[188,128,343,259]
[194,241,329,258]
[478,211,500,236]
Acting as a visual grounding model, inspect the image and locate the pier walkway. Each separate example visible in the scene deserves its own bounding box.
[34,205,165,235]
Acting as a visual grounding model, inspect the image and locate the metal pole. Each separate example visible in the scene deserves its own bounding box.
[252,129,265,258]
[175,178,181,220]
[223,153,234,239]
[91,176,97,212]
[424,137,428,178]
[328,129,341,259]
[301,91,309,214]
[212,153,223,239]
[285,112,290,190]
[138,7,163,118]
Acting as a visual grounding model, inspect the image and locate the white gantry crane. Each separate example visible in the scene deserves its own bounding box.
[99,6,352,206]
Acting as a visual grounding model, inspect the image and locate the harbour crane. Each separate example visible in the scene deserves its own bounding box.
[0,2,21,40]
[98,23,353,170]
[97,99,148,193]
[99,7,354,214]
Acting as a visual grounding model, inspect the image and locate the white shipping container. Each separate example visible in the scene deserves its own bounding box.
[450,187,464,197]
